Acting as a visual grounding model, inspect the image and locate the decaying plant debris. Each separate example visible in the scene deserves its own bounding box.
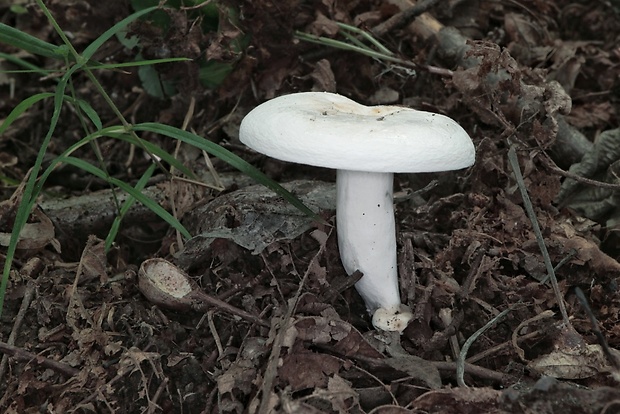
[1,0,620,412]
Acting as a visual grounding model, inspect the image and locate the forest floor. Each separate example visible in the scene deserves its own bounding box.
[1,0,620,413]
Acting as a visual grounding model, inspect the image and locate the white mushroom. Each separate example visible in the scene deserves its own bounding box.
[239,92,475,332]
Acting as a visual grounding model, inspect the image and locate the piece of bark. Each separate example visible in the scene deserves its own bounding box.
[39,172,255,248]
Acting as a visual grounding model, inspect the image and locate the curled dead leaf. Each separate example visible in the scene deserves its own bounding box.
[529,344,620,379]
[552,234,620,274]
[0,208,59,251]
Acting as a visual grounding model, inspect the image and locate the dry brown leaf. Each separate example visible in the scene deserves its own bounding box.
[383,354,442,389]
[0,208,59,251]
[294,315,354,345]
[217,358,258,395]
[566,102,615,129]
[278,351,342,391]
[308,12,340,36]
[526,323,616,380]
[310,59,337,93]
[326,375,359,412]
[552,234,620,274]
[76,235,107,284]
[504,13,544,48]
[529,344,619,379]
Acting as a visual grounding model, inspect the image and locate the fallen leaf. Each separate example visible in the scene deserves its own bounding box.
[529,344,619,379]
[0,208,58,251]
[278,351,342,391]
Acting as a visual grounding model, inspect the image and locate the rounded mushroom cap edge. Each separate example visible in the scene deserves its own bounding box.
[239,92,475,173]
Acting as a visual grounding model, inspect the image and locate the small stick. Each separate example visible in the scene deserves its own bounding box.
[0,341,79,377]
[146,377,168,414]
[467,329,545,364]
[0,283,35,382]
[354,354,511,383]
[371,0,441,37]
[542,155,620,191]
[193,292,270,328]
[434,360,509,383]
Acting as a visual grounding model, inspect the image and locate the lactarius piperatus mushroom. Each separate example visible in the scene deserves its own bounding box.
[239,92,475,332]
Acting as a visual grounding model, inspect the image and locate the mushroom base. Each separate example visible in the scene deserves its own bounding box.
[372,304,414,333]
[336,170,410,331]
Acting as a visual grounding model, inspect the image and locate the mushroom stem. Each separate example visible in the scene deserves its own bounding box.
[336,170,413,331]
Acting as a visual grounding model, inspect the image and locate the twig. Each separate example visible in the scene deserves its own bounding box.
[146,377,168,414]
[350,360,398,404]
[371,0,442,37]
[0,283,35,382]
[193,291,270,328]
[0,340,79,377]
[207,310,224,357]
[355,354,510,383]
[542,155,620,191]
[510,310,555,362]
[439,308,461,361]
[309,347,399,404]
[467,328,545,364]
[434,360,509,383]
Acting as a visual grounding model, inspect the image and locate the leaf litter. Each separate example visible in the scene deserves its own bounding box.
[2,0,620,412]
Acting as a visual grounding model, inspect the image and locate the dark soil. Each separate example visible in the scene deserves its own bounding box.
[1,0,620,413]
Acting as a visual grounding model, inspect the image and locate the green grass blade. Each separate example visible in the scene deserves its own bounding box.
[295,31,402,65]
[132,123,321,221]
[0,23,62,59]
[60,156,191,239]
[86,57,191,71]
[0,93,54,135]
[33,127,127,196]
[0,52,48,75]
[0,93,104,135]
[113,133,196,179]
[81,6,159,61]
[31,125,195,197]
[28,126,196,250]
[0,67,78,316]
[336,23,395,56]
[74,99,102,130]
[105,162,157,251]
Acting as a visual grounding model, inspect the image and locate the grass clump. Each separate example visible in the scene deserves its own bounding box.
[0,1,316,317]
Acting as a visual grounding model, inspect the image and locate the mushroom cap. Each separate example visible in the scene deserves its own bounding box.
[239,92,475,173]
